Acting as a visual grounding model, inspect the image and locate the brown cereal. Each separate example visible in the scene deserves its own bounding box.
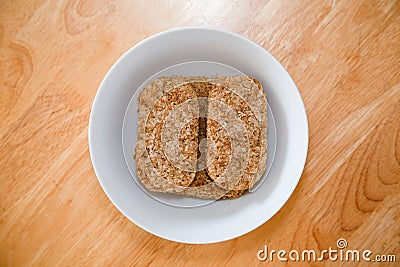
[134,76,267,200]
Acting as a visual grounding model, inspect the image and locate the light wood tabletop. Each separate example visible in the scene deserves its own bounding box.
[1,0,399,266]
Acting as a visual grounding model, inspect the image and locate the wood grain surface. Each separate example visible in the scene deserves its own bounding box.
[1,0,399,266]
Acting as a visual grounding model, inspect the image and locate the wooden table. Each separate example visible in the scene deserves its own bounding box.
[1,0,399,266]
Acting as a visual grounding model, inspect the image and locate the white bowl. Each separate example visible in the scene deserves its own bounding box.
[89,27,308,244]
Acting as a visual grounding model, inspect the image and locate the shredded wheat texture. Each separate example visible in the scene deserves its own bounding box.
[134,76,267,200]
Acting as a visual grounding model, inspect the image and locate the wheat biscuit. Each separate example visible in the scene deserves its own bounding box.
[135,76,207,193]
[134,76,267,199]
[206,76,267,190]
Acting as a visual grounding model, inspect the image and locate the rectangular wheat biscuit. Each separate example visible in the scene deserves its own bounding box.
[135,76,208,193]
[206,76,267,191]
[136,77,226,198]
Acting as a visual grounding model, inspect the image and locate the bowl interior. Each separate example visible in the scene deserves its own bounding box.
[122,61,277,208]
